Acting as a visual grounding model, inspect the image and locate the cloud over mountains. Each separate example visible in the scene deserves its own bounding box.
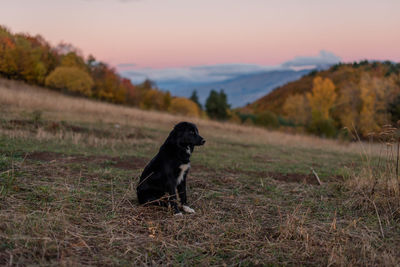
[281,50,341,68]
[117,50,341,85]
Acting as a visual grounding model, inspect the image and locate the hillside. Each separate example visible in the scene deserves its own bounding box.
[242,61,400,137]
[1,78,399,265]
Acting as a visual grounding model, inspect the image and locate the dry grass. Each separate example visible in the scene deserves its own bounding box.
[1,78,400,266]
[345,126,400,236]
[0,78,383,155]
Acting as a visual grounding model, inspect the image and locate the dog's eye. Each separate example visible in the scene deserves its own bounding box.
[190,131,195,135]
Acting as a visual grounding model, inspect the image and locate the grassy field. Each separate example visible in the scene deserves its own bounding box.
[0,78,399,266]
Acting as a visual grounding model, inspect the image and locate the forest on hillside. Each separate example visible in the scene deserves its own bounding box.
[242,61,400,139]
[0,25,203,117]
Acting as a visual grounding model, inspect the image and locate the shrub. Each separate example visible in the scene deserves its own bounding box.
[307,118,337,138]
[255,111,279,129]
[237,113,256,124]
[169,97,200,117]
[45,66,93,96]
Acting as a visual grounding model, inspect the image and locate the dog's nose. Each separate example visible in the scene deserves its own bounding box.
[201,139,206,145]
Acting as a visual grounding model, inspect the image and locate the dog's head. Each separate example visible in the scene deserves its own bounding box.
[167,122,205,148]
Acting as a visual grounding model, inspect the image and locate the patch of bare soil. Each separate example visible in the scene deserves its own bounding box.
[192,164,321,185]
[4,119,150,139]
[26,151,65,162]
[109,157,148,170]
[265,172,317,184]
[26,151,148,170]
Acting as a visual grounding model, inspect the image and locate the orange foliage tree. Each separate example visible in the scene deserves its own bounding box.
[169,97,200,117]
[89,62,126,103]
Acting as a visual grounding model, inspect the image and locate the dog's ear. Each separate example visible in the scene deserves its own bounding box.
[165,128,184,148]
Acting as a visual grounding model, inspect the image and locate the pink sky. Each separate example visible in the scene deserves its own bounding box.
[1,0,399,68]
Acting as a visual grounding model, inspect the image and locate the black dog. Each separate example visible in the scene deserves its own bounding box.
[137,122,205,215]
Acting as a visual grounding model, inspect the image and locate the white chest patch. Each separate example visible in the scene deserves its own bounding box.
[177,163,190,185]
[186,146,191,155]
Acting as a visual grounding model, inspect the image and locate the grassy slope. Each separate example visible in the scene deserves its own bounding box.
[0,78,399,266]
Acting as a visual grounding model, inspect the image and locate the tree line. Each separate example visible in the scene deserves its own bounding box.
[242,61,400,139]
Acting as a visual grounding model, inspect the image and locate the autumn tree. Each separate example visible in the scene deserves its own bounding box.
[139,89,171,110]
[334,82,361,131]
[169,97,200,117]
[60,52,87,70]
[358,74,396,135]
[45,66,94,96]
[306,77,338,137]
[0,26,18,78]
[306,77,337,121]
[122,78,138,106]
[283,94,309,125]
[89,62,126,103]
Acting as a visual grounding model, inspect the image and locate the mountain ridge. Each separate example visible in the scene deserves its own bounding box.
[157,69,311,107]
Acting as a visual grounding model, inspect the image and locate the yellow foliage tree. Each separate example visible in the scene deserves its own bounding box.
[335,82,361,131]
[306,77,337,120]
[45,66,94,96]
[283,94,309,125]
[169,98,200,117]
[358,74,391,135]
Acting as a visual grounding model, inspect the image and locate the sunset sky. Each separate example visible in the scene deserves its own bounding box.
[1,0,399,70]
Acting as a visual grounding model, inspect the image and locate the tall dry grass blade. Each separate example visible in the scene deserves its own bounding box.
[310,167,322,185]
[397,137,400,193]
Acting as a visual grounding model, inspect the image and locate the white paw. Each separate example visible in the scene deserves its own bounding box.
[182,205,195,214]
[174,212,183,216]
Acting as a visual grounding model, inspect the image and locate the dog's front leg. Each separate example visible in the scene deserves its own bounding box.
[177,178,187,205]
[167,185,181,215]
[177,178,195,214]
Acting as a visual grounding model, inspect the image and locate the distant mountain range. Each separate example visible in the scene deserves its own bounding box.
[118,50,342,107]
[157,69,312,108]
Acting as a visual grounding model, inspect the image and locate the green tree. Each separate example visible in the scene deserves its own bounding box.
[205,89,230,120]
[190,90,202,109]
